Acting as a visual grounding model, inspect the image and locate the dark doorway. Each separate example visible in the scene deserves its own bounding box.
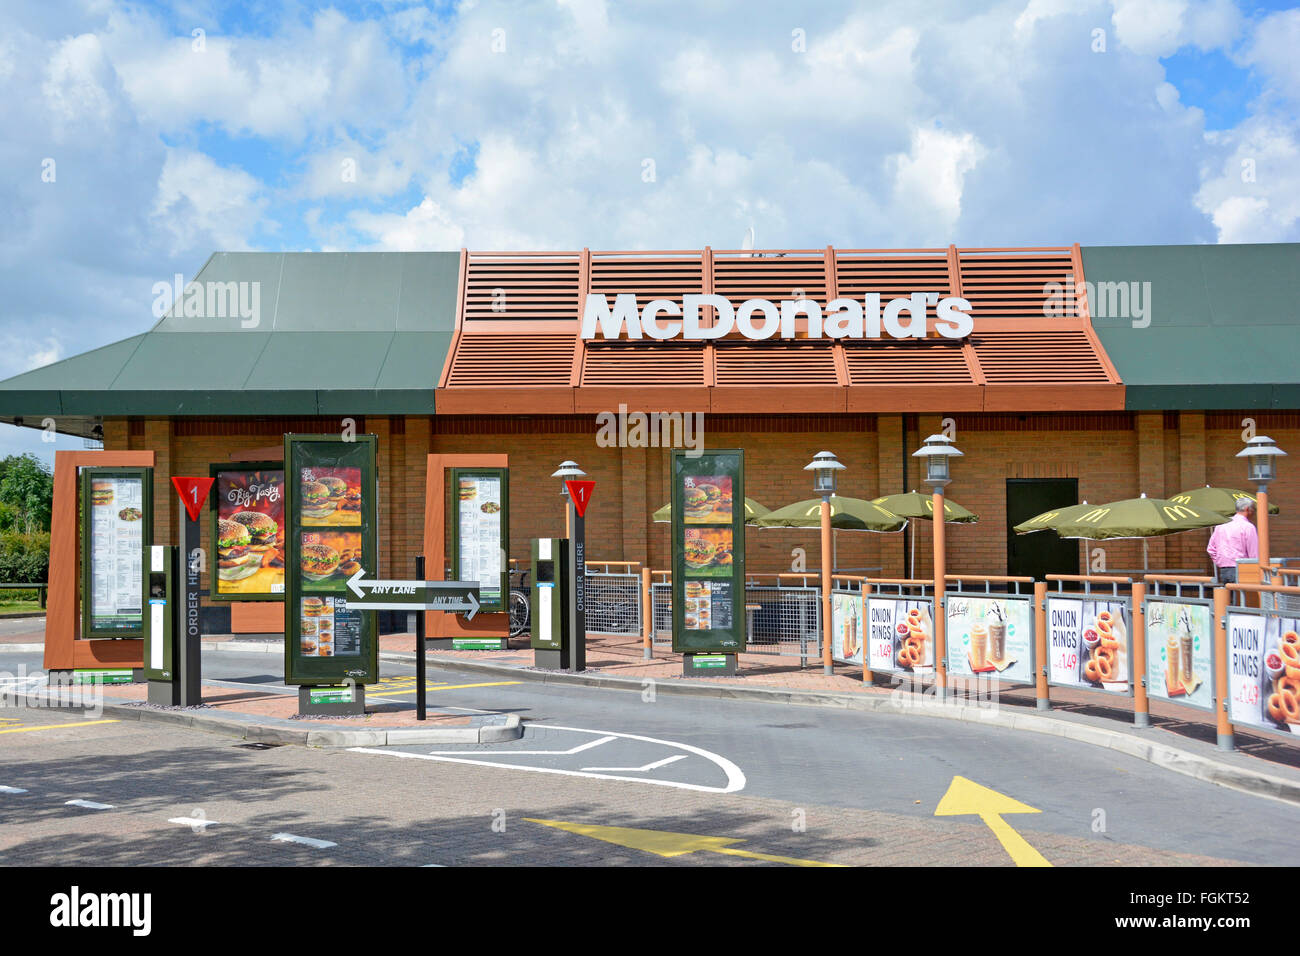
[1006,479,1079,581]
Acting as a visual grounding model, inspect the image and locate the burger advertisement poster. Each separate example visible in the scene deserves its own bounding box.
[283,435,378,686]
[672,450,745,655]
[1226,611,1300,736]
[210,465,285,600]
[81,467,151,636]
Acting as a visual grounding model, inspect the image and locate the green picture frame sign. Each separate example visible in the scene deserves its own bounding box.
[672,449,745,654]
[283,434,379,686]
[447,468,509,615]
[80,467,153,639]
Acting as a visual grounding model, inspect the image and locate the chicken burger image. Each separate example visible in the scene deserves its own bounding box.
[91,481,114,507]
[300,544,341,582]
[300,481,336,518]
[216,518,261,581]
[230,510,277,550]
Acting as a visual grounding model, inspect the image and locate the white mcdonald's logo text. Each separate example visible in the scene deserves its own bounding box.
[580,293,974,342]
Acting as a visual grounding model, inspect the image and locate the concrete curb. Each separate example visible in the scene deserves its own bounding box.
[380,651,1300,808]
[202,640,281,654]
[0,643,44,653]
[16,691,522,747]
[0,612,47,620]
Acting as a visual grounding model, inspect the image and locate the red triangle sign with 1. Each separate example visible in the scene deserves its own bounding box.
[172,477,215,522]
[566,480,595,518]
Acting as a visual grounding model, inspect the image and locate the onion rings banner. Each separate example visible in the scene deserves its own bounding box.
[1145,599,1213,711]
[831,591,864,665]
[284,435,378,687]
[672,450,745,655]
[1047,597,1131,694]
[209,464,285,601]
[1227,611,1300,736]
[865,597,934,675]
[946,595,1033,683]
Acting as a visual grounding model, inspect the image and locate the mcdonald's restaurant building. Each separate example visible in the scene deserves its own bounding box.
[2,241,1298,633]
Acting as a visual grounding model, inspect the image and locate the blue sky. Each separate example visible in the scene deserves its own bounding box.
[2,0,1299,464]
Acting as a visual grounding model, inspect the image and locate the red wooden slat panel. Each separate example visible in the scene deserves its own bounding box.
[714,343,839,385]
[448,333,575,385]
[581,343,706,386]
[844,343,974,385]
[972,331,1108,384]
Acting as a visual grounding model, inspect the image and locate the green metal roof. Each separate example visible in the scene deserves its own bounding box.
[6,244,1300,427]
[0,251,459,419]
[1082,243,1300,409]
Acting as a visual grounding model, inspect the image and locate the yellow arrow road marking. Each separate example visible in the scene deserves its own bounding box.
[367,681,521,698]
[526,818,843,867]
[934,775,1051,867]
[0,719,120,736]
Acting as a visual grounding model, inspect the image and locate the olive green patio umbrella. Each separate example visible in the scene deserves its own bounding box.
[652,498,771,523]
[872,491,979,579]
[752,495,907,533]
[1170,486,1280,517]
[1012,502,1104,535]
[1037,494,1230,571]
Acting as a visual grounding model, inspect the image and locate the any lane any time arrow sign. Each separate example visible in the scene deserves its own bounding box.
[344,569,481,619]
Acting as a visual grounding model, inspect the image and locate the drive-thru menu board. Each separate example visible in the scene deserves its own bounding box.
[284,435,378,686]
[81,467,152,637]
[1227,610,1300,737]
[209,463,285,600]
[672,450,745,654]
[448,468,508,614]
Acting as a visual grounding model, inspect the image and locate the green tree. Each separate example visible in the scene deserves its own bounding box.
[0,454,53,534]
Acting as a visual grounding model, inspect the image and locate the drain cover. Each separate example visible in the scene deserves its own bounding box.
[234,742,284,750]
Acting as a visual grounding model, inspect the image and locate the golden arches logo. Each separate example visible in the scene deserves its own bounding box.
[1161,504,1198,520]
[1170,494,1192,504]
[1027,511,1059,525]
[1078,508,1111,523]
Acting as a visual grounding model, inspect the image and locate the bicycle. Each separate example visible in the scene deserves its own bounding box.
[508,566,530,638]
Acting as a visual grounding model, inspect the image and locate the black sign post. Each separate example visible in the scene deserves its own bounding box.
[343,568,481,721]
[569,501,586,672]
[178,507,203,706]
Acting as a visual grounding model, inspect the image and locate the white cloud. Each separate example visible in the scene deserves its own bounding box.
[1110,0,1239,56]
[151,150,267,253]
[1196,120,1300,243]
[351,196,465,250]
[1239,8,1300,105]
[890,128,987,238]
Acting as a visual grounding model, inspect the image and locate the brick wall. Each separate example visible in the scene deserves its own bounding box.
[104,410,1300,598]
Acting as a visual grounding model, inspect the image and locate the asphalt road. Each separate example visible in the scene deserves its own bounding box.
[0,646,1296,866]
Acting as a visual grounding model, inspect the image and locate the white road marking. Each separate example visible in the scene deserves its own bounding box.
[65,799,113,810]
[425,735,616,757]
[580,754,688,773]
[350,725,747,795]
[168,816,218,829]
[0,785,28,794]
[272,833,336,849]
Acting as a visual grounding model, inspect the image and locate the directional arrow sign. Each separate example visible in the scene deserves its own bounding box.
[934,775,1051,867]
[344,569,480,619]
[525,818,843,867]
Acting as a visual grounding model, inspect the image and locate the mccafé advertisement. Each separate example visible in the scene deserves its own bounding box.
[1047,596,1131,694]
[283,435,378,686]
[865,597,935,674]
[1226,611,1300,736]
[831,591,864,665]
[1144,599,1213,711]
[672,450,745,654]
[946,595,1033,683]
[209,464,285,600]
[80,467,152,638]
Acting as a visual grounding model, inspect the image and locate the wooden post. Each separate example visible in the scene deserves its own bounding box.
[1034,580,1050,711]
[821,499,833,676]
[1131,580,1148,726]
[642,566,653,660]
[932,490,947,697]
[1214,586,1234,751]
[1257,489,1270,574]
[861,580,873,683]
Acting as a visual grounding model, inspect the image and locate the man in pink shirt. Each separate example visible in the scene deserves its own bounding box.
[1206,499,1258,584]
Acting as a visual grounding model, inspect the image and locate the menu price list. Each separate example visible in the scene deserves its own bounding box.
[457,475,503,604]
[89,477,144,628]
[299,596,363,658]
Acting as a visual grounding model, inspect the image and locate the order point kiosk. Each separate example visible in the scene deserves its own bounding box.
[530,537,570,669]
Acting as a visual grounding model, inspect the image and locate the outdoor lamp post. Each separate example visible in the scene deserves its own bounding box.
[805,451,845,676]
[552,460,586,537]
[1236,436,1286,571]
[912,435,963,698]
